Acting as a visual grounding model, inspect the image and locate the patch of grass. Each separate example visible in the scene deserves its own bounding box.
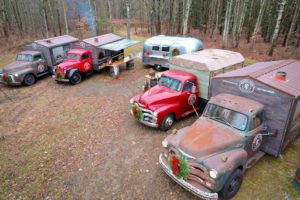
[0,55,15,68]
[244,59,257,66]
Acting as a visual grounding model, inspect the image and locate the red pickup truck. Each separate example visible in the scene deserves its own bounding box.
[130,49,245,130]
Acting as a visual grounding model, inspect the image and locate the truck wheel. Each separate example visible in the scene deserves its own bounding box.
[23,74,36,86]
[70,72,82,85]
[154,65,163,71]
[219,169,243,199]
[159,114,175,131]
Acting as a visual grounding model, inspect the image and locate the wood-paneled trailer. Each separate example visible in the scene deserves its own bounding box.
[211,60,300,157]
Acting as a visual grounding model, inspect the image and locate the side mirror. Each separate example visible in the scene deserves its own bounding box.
[192,85,196,94]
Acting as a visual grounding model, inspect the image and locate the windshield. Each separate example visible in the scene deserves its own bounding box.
[158,75,182,91]
[67,53,80,60]
[204,103,248,131]
[16,54,32,62]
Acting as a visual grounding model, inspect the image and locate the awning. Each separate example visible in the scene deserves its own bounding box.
[100,39,139,51]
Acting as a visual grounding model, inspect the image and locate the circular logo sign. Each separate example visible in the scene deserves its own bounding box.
[252,134,263,151]
[188,94,197,105]
[38,64,45,72]
[239,79,255,93]
[84,62,90,70]
[80,42,86,48]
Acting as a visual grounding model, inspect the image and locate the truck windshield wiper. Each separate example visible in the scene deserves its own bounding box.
[206,116,234,129]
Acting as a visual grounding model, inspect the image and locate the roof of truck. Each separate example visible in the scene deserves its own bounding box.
[163,70,197,82]
[68,49,90,55]
[34,35,78,48]
[83,33,123,47]
[214,60,300,97]
[169,49,244,71]
[18,50,41,55]
[210,93,264,114]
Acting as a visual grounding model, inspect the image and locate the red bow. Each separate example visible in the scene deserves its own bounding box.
[3,75,7,81]
[171,156,180,175]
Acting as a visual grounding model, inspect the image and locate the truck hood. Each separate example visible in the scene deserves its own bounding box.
[1,61,31,73]
[177,117,242,159]
[138,84,180,107]
[57,59,80,70]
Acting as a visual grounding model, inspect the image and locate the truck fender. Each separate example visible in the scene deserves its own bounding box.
[16,68,37,80]
[155,103,181,124]
[203,148,247,192]
[67,69,81,79]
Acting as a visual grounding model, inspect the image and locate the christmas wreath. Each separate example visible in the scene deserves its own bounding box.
[172,48,180,56]
[132,105,143,121]
[56,71,64,80]
[168,155,190,180]
[2,74,12,83]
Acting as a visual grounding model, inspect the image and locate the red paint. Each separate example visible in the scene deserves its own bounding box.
[146,50,150,56]
[2,74,7,81]
[130,70,199,126]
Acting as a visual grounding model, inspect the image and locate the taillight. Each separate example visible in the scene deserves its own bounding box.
[146,50,150,56]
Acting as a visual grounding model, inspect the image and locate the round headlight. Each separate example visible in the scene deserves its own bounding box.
[14,73,19,77]
[130,99,134,104]
[162,140,168,148]
[209,169,218,179]
[153,111,158,117]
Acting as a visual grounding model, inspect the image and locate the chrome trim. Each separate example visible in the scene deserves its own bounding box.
[52,75,69,82]
[178,148,196,159]
[130,110,158,128]
[159,154,218,200]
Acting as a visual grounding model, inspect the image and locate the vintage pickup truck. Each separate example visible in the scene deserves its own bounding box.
[130,49,245,130]
[0,35,78,86]
[54,33,139,84]
[159,60,300,199]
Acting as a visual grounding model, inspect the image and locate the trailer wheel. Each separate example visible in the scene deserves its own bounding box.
[70,72,82,85]
[219,169,243,199]
[154,65,163,71]
[159,114,175,131]
[23,74,36,86]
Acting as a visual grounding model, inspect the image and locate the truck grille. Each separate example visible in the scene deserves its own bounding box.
[133,103,156,123]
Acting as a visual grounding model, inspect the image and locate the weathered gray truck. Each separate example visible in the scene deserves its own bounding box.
[159,60,300,199]
[0,35,78,86]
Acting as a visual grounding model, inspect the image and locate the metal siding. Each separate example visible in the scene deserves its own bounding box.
[211,77,293,157]
[170,64,210,100]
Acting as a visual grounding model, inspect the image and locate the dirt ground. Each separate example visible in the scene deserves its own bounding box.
[0,34,300,200]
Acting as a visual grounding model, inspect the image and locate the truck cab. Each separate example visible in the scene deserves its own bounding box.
[159,93,266,199]
[54,49,93,84]
[130,70,199,131]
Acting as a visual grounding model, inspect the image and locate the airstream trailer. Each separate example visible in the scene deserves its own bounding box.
[142,35,204,71]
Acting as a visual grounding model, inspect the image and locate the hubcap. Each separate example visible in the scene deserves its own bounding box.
[73,73,81,82]
[165,116,174,127]
[156,65,162,71]
[228,178,239,193]
[26,75,34,85]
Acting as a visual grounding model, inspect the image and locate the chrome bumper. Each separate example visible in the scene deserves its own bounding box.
[159,154,218,200]
[0,74,21,85]
[52,75,69,82]
[130,110,158,128]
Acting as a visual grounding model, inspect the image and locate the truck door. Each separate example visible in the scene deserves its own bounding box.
[180,80,198,113]
[33,54,47,74]
[245,110,264,158]
[81,53,92,72]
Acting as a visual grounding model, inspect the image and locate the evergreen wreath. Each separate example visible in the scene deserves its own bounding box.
[172,48,180,56]
[2,74,12,83]
[56,71,64,80]
[168,155,190,180]
[132,105,143,121]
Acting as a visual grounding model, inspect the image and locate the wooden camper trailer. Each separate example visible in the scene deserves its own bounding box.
[211,60,300,157]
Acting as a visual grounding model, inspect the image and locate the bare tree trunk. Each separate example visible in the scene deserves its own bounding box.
[249,0,267,51]
[269,0,286,56]
[47,0,56,36]
[177,0,183,34]
[212,0,220,39]
[246,0,254,43]
[61,0,69,34]
[235,0,248,47]
[42,1,49,38]
[231,0,240,48]
[167,0,173,35]
[125,0,131,39]
[285,0,299,48]
[222,0,233,49]
[156,0,161,34]
[182,0,192,35]
[107,0,114,33]
[57,9,62,36]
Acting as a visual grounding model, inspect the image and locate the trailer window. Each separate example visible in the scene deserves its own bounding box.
[162,46,170,52]
[249,111,263,130]
[204,103,248,131]
[16,54,33,62]
[152,46,160,51]
[158,75,182,91]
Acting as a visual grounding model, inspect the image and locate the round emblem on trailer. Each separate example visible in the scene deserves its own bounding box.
[37,64,45,72]
[252,134,263,151]
[239,79,255,93]
[80,42,86,48]
[84,62,90,70]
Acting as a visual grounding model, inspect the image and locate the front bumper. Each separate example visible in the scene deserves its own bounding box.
[52,75,69,82]
[130,109,158,128]
[0,74,22,86]
[159,154,218,200]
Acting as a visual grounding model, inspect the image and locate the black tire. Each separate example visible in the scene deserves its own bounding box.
[154,64,163,71]
[23,74,36,86]
[219,169,244,199]
[70,72,82,85]
[159,114,175,131]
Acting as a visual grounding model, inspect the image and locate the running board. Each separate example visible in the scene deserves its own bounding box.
[180,107,199,118]
[246,151,265,169]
